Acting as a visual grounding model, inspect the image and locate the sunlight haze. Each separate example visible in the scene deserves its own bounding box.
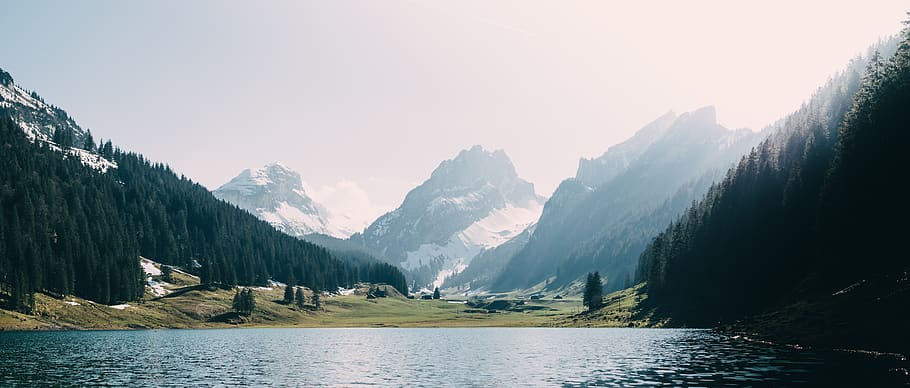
[1,1,905,216]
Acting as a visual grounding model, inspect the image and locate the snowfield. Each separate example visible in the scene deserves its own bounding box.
[337,287,356,296]
[140,258,162,276]
[139,257,174,297]
[403,201,544,288]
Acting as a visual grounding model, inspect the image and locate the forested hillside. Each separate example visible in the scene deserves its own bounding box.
[638,32,907,342]
[0,108,406,310]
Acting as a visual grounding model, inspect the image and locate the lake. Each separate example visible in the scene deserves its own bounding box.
[0,328,906,386]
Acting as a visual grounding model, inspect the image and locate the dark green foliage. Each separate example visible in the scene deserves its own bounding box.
[311,287,321,310]
[358,262,408,296]
[0,112,408,309]
[294,287,306,308]
[284,284,294,304]
[232,288,255,316]
[0,69,12,86]
[160,265,174,283]
[52,127,75,149]
[302,234,410,296]
[82,130,95,152]
[637,34,908,326]
[432,287,440,299]
[367,285,387,299]
[0,115,144,307]
[99,140,113,160]
[583,272,603,310]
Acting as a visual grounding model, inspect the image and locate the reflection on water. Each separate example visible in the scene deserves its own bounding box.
[0,328,906,386]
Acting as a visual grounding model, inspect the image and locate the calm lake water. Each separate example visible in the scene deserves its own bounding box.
[0,328,906,387]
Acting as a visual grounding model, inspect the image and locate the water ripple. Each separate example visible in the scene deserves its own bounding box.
[0,328,906,387]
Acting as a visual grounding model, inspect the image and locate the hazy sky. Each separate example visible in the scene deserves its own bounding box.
[1,1,905,216]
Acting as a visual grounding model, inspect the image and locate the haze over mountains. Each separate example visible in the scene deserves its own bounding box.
[213,106,765,294]
[356,146,546,288]
[214,162,365,239]
[438,107,765,294]
[3,7,910,380]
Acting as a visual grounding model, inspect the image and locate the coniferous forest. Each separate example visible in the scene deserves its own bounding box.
[637,28,910,350]
[0,114,407,310]
[5,4,910,387]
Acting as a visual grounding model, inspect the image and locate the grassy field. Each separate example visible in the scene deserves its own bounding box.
[0,260,659,331]
[553,283,667,328]
[0,288,583,330]
[0,270,588,330]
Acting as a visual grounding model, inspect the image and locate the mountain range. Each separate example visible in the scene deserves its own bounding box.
[216,105,765,296]
[3,16,910,359]
[441,106,765,295]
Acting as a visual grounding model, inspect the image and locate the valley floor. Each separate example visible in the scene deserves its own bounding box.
[5,277,905,359]
[0,284,589,331]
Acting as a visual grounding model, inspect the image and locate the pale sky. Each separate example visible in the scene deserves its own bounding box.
[1,1,905,216]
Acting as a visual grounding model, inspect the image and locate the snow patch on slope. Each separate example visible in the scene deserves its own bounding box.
[68,148,117,173]
[258,201,334,236]
[139,257,172,297]
[459,203,543,248]
[404,200,544,288]
[1,78,116,173]
[140,258,162,276]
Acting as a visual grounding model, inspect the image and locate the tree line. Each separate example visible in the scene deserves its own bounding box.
[637,31,908,325]
[0,113,408,311]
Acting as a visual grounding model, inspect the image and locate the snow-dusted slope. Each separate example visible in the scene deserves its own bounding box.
[0,67,116,172]
[214,162,357,238]
[359,145,546,288]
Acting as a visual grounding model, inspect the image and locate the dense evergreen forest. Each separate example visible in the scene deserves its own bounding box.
[638,29,908,333]
[0,114,407,311]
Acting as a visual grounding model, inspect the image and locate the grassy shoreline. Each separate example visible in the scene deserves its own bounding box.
[0,284,589,331]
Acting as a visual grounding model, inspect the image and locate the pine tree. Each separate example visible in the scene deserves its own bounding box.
[432,287,440,299]
[311,287,321,311]
[583,272,603,310]
[232,290,241,312]
[243,288,255,315]
[284,284,294,304]
[233,288,255,316]
[295,287,306,308]
[0,111,407,309]
[83,130,95,151]
[161,265,174,283]
[100,140,114,159]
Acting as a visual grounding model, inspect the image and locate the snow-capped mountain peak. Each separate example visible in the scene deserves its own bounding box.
[360,145,546,288]
[214,162,353,238]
